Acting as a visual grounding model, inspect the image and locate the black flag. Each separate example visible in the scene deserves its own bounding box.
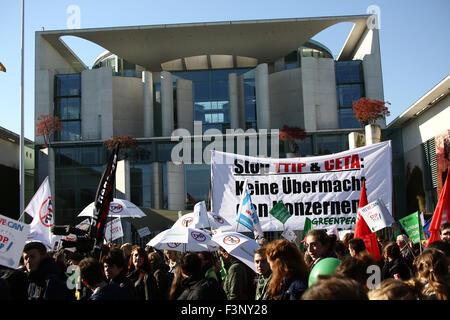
[89,143,120,258]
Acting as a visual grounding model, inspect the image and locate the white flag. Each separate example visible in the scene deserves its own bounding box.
[24,177,57,249]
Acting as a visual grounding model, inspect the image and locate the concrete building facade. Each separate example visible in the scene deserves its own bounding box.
[34,15,391,238]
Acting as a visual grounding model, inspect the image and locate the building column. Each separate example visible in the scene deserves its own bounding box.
[161,71,174,136]
[176,78,194,134]
[255,63,270,130]
[348,132,366,149]
[151,162,163,209]
[167,162,185,211]
[142,71,154,137]
[228,73,239,129]
[365,124,382,146]
[48,147,56,221]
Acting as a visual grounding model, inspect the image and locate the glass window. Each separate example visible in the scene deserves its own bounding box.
[316,135,349,155]
[58,121,81,141]
[335,61,363,84]
[184,164,210,210]
[337,84,364,108]
[55,74,81,97]
[339,108,361,129]
[55,97,81,120]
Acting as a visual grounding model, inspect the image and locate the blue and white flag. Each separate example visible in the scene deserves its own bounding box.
[236,179,264,239]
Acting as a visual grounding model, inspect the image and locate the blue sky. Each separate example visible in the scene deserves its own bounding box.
[1,0,449,140]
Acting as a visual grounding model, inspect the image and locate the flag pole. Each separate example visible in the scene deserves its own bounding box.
[19,0,25,221]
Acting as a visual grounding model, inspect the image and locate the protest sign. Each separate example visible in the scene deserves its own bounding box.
[358,199,394,232]
[270,201,292,224]
[137,227,151,238]
[104,218,123,242]
[211,141,392,231]
[0,214,30,268]
[399,211,425,244]
[281,226,297,243]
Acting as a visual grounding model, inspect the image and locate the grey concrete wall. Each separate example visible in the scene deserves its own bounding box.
[112,76,144,138]
[167,162,185,210]
[81,67,113,140]
[255,64,271,130]
[352,29,386,128]
[269,68,303,129]
[301,57,339,132]
[237,75,246,129]
[35,35,79,73]
[229,73,239,129]
[176,78,194,134]
[35,69,55,144]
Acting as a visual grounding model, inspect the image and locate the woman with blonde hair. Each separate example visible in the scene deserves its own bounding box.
[265,239,309,300]
[413,248,450,300]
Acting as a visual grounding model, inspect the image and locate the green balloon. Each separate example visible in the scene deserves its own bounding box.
[308,257,341,287]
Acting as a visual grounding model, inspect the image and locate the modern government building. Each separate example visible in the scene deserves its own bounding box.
[33,14,448,243]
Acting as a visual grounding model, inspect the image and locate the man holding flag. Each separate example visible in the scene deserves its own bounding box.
[235,179,264,239]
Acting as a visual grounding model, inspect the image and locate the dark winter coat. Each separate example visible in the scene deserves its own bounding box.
[177,273,226,300]
[111,270,136,299]
[127,269,159,300]
[89,282,130,300]
[279,276,308,300]
[27,257,69,300]
[382,257,412,281]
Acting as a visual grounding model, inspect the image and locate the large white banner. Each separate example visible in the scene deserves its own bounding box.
[211,141,392,232]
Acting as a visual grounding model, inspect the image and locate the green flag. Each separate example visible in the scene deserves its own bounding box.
[300,217,313,251]
[269,201,292,224]
[398,211,425,244]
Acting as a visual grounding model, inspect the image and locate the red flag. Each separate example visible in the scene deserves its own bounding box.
[426,175,450,247]
[354,179,382,261]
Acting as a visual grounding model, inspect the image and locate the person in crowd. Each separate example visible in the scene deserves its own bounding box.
[368,278,420,300]
[426,240,450,264]
[0,276,11,300]
[197,251,219,283]
[218,247,255,300]
[412,247,450,300]
[301,275,368,300]
[121,243,133,263]
[22,241,69,300]
[79,257,129,300]
[342,232,354,249]
[168,263,186,300]
[440,222,450,244]
[265,239,309,300]
[348,238,367,258]
[396,234,416,269]
[335,256,375,291]
[177,253,226,300]
[102,248,136,299]
[164,249,181,274]
[127,246,159,300]
[253,246,272,300]
[148,251,171,300]
[334,240,349,261]
[0,264,28,300]
[305,229,336,269]
[381,242,412,281]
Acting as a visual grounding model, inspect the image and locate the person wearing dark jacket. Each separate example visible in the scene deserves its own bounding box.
[79,257,129,301]
[22,242,69,300]
[127,247,159,300]
[381,242,412,281]
[148,251,171,300]
[177,253,226,300]
[102,248,136,299]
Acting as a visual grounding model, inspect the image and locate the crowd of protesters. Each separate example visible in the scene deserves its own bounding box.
[0,222,448,301]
